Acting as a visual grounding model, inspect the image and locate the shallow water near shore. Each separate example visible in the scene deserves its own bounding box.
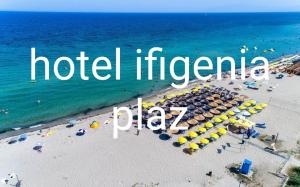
[1,12,300,131]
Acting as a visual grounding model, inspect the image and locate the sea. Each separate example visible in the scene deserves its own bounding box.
[1,12,300,132]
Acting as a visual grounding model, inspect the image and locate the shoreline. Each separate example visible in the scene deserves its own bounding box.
[0,52,297,139]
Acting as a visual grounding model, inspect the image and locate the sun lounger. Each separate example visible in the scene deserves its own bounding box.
[256,123,266,128]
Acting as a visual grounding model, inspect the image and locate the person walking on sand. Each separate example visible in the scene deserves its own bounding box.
[136,129,140,136]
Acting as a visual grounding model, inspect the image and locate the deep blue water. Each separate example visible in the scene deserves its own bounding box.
[1,12,300,131]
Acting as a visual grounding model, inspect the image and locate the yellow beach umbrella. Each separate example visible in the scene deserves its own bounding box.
[205,122,214,128]
[148,102,155,107]
[198,127,207,133]
[195,86,201,89]
[188,131,198,139]
[213,117,222,123]
[189,142,199,150]
[249,100,257,105]
[254,105,263,110]
[229,118,237,124]
[159,99,165,104]
[183,89,190,94]
[227,111,235,116]
[238,105,247,110]
[142,104,149,109]
[210,133,220,139]
[248,109,257,114]
[192,88,199,92]
[218,128,227,135]
[178,136,187,144]
[90,121,100,129]
[244,102,251,107]
[199,138,209,145]
[259,103,268,108]
[220,114,228,120]
[177,92,184,96]
[204,84,210,88]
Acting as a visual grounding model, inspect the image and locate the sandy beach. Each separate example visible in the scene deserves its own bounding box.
[1,59,300,187]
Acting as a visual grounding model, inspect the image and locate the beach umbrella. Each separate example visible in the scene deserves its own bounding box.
[200,99,209,104]
[210,109,221,115]
[254,105,263,110]
[216,106,227,111]
[178,122,189,130]
[202,105,211,111]
[229,118,237,124]
[178,136,187,144]
[227,111,235,116]
[212,94,221,99]
[259,103,268,108]
[210,133,220,140]
[186,112,195,119]
[165,114,173,120]
[238,105,247,110]
[224,103,233,108]
[167,128,179,135]
[178,101,187,106]
[248,109,257,114]
[194,115,205,121]
[171,110,180,116]
[148,102,155,107]
[189,142,200,150]
[218,128,227,135]
[142,103,149,109]
[229,100,238,106]
[248,100,257,105]
[194,102,202,107]
[187,119,198,126]
[186,99,194,104]
[240,121,253,128]
[195,96,202,101]
[206,96,215,101]
[233,108,241,113]
[215,99,224,105]
[187,105,196,110]
[205,122,214,128]
[199,138,209,145]
[242,111,251,117]
[176,92,184,97]
[220,114,229,120]
[159,99,166,104]
[198,127,207,133]
[195,85,202,90]
[203,112,214,118]
[194,108,204,114]
[90,121,100,129]
[209,102,218,108]
[213,117,222,123]
[243,102,252,107]
[183,89,190,94]
[188,131,198,139]
[204,84,210,88]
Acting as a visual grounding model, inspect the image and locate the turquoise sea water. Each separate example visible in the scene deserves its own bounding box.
[1,12,300,131]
